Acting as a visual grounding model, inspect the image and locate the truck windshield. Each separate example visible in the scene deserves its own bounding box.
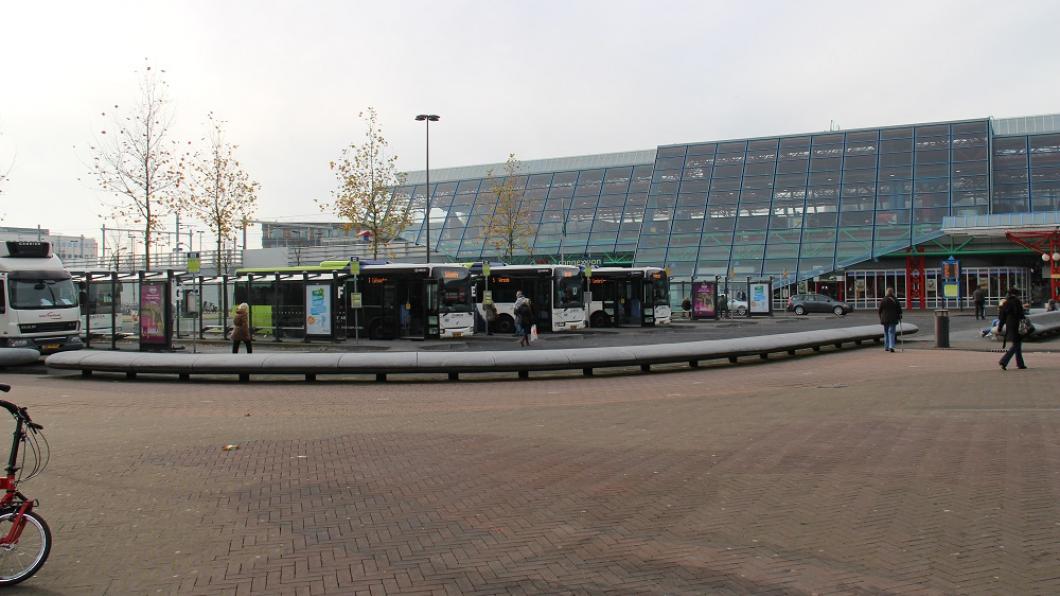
[10,278,79,309]
[436,268,472,313]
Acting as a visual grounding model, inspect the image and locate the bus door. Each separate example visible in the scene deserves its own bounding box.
[641,279,655,326]
[394,278,428,339]
[424,277,440,339]
[531,277,552,331]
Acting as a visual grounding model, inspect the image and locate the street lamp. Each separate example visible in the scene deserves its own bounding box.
[415,114,440,263]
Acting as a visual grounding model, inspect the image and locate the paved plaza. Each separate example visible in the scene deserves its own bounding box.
[7,342,1060,594]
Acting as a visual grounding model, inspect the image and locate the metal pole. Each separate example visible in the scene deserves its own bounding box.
[354,273,360,341]
[101,225,107,268]
[425,119,431,264]
[110,272,118,351]
[84,273,92,349]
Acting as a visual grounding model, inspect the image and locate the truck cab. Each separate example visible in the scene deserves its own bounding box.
[0,241,83,354]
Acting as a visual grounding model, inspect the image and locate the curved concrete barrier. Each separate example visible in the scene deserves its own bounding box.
[0,348,41,367]
[1027,311,1060,340]
[46,323,918,382]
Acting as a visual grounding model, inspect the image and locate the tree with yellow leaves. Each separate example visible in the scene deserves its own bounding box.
[86,61,186,270]
[322,108,408,259]
[484,154,534,261]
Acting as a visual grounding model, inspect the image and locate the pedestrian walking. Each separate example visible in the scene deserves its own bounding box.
[878,287,902,352]
[231,303,253,354]
[681,296,692,319]
[483,301,498,335]
[972,285,987,320]
[998,288,1028,370]
[517,298,534,347]
[513,291,528,336]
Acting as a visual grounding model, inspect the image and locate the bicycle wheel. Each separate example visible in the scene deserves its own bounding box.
[0,510,51,586]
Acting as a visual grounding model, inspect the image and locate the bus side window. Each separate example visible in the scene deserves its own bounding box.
[0,280,5,313]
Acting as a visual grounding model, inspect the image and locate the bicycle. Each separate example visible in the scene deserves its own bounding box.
[0,384,51,586]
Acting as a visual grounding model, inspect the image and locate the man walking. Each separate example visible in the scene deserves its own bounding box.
[998,288,1028,370]
[973,285,987,320]
[878,287,902,353]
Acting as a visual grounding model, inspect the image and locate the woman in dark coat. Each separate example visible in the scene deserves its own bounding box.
[231,303,253,354]
[877,287,902,352]
[517,299,534,347]
[998,289,1026,370]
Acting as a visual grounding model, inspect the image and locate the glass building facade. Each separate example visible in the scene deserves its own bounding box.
[388,114,1060,284]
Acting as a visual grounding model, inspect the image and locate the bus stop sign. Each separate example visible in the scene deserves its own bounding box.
[186,252,201,274]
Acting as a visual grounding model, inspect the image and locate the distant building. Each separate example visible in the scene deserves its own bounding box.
[0,227,97,261]
[260,221,376,248]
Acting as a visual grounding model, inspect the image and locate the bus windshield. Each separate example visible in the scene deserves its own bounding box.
[10,278,79,309]
[436,268,472,313]
[651,274,669,305]
[554,275,584,309]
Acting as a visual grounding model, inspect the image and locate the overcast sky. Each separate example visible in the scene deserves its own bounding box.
[1,0,1059,252]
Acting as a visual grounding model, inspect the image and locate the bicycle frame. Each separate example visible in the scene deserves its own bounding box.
[0,414,34,546]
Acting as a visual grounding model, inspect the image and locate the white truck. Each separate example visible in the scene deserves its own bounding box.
[0,241,83,353]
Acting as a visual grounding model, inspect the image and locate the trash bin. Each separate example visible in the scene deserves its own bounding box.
[935,309,950,348]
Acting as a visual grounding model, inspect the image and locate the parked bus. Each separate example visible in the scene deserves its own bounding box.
[354,263,475,339]
[0,241,83,353]
[586,266,671,327]
[473,265,586,333]
[234,261,475,340]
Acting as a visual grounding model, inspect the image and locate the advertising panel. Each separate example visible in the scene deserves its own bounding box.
[305,284,332,336]
[749,282,771,315]
[691,281,716,319]
[139,281,169,347]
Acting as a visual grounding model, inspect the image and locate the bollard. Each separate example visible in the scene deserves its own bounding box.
[935,309,950,348]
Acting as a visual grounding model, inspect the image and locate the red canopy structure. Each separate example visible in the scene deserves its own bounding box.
[1005,229,1060,301]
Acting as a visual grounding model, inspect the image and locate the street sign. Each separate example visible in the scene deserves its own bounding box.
[186,251,201,273]
[483,262,490,276]
[350,258,360,276]
[350,292,362,309]
[584,264,592,278]
[483,290,493,305]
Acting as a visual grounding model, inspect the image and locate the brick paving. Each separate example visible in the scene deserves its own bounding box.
[7,346,1060,594]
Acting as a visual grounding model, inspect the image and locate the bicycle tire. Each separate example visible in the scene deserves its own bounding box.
[0,510,51,586]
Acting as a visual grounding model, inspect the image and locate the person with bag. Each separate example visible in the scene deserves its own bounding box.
[513,291,528,337]
[517,298,534,347]
[877,287,902,352]
[231,303,253,354]
[997,288,1028,370]
[483,301,498,335]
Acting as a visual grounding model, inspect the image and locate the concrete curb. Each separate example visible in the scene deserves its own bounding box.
[47,323,918,382]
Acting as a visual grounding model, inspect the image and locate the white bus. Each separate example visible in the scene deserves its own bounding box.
[586,266,671,327]
[474,265,587,333]
[0,241,83,353]
[235,261,476,340]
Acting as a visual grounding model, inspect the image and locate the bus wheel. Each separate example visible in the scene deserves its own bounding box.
[495,315,515,335]
[590,312,611,328]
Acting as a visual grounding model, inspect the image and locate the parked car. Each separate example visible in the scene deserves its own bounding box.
[787,293,852,316]
[727,297,749,316]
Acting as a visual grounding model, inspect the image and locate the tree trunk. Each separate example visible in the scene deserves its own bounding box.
[216,235,223,275]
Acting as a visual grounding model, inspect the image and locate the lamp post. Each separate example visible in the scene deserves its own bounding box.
[415,114,440,263]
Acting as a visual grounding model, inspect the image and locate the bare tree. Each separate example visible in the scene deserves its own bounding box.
[186,114,259,274]
[86,62,185,270]
[484,154,533,261]
[321,107,408,259]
